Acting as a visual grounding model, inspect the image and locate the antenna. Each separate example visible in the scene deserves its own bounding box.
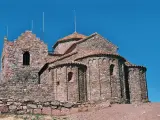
[6,26,8,38]
[43,12,44,33]
[42,12,45,40]
[31,20,33,32]
[74,10,77,32]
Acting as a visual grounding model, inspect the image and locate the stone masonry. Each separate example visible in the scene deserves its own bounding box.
[0,31,149,115]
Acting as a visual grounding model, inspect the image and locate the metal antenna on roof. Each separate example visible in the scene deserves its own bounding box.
[6,25,8,38]
[42,12,45,40]
[74,9,77,33]
[31,20,34,32]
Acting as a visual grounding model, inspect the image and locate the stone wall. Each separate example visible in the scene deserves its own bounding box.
[40,64,87,103]
[140,70,148,102]
[0,98,78,115]
[1,31,48,83]
[0,97,111,116]
[0,82,55,102]
[128,67,148,103]
[76,55,126,103]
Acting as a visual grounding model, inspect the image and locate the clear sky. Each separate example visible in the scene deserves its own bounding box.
[0,0,159,102]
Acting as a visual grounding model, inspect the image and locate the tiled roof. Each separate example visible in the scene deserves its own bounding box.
[58,32,87,42]
[47,52,78,63]
[125,61,146,69]
[75,51,123,60]
[49,61,87,69]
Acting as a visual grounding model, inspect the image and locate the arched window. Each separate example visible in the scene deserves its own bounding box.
[68,72,73,82]
[110,64,115,76]
[23,51,30,65]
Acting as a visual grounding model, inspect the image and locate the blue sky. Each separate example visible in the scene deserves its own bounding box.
[0,0,160,102]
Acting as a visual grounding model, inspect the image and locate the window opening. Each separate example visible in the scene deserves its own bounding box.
[23,51,30,65]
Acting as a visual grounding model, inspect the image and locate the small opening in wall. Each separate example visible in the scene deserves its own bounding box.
[56,81,60,86]
[68,72,73,82]
[110,64,115,76]
[23,51,30,65]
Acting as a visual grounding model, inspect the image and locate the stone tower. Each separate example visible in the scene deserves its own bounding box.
[1,31,48,83]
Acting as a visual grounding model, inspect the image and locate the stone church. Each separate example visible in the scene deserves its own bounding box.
[1,31,149,104]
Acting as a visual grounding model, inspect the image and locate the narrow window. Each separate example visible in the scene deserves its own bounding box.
[68,72,73,82]
[56,81,60,86]
[110,64,114,75]
[23,51,30,65]
[2,57,4,69]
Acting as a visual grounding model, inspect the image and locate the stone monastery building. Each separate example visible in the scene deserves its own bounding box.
[1,31,149,104]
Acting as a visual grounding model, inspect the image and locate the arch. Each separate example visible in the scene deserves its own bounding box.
[110,64,115,76]
[23,51,30,65]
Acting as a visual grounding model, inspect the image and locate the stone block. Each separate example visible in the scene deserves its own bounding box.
[27,109,33,114]
[0,104,5,107]
[7,102,13,106]
[17,110,25,114]
[63,102,74,108]
[0,105,8,113]
[42,107,51,115]
[51,100,60,106]
[78,106,88,112]
[51,105,57,109]
[60,108,70,116]
[14,102,22,106]
[22,106,27,110]
[43,102,50,107]
[9,105,17,110]
[34,109,42,114]
[38,105,43,109]
[17,106,23,110]
[27,104,37,109]
[70,107,78,114]
[51,109,61,116]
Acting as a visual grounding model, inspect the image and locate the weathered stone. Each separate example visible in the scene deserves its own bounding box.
[17,106,23,110]
[27,104,37,109]
[0,105,8,113]
[7,102,13,106]
[0,104,5,107]
[42,107,51,115]
[60,108,70,115]
[38,105,43,109]
[22,106,27,110]
[17,110,25,114]
[51,101,60,106]
[63,102,74,108]
[14,102,21,106]
[9,105,17,110]
[70,107,78,114]
[43,102,50,107]
[51,109,61,116]
[34,109,42,114]
[51,106,57,109]
[26,109,33,114]
[7,99,14,102]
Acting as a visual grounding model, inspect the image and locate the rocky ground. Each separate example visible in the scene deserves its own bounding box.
[0,103,159,120]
